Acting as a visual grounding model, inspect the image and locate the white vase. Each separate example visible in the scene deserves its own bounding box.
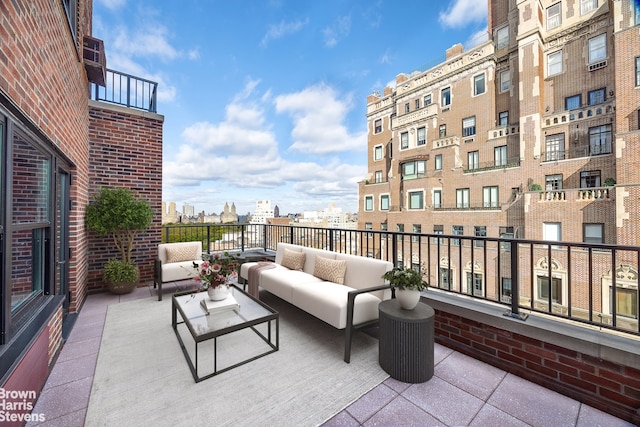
[396,289,421,310]
[207,285,230,301]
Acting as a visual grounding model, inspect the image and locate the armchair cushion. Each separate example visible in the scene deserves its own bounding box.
[165,244,199,264]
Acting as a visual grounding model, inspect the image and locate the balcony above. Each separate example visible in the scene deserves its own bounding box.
[90,69,158,113]
[432,135,460,150]
[533,186,614,202]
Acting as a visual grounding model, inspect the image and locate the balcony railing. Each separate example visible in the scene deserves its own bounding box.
[534,186,613,202]
[541,143,612,162]
[161,223,640,338]
[91,69,158,113]
[463,157,520,173]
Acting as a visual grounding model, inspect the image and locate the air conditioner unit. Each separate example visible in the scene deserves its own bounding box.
[82,36,107,86]
[588,60,607,72]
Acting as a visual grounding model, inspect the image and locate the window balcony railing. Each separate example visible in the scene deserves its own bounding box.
[534,186,613,202]
[161,223,640,338]
[91,69,158,113]
[463,157,520,173]
[541,143,612,162]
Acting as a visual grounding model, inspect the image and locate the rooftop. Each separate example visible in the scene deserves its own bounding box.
[27,285,633,427]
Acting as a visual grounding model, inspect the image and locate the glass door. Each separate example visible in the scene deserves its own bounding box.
[56,170,70,312]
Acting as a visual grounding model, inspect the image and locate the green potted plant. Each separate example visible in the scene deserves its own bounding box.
[530,183,542,191]
[86,187,153,294]
[604,178,616,187]
[382,266,428,310]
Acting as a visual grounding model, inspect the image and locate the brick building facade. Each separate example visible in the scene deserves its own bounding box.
[0,0,163,419]
[359,0,639,332]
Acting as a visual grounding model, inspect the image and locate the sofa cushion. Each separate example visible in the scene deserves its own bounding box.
[281,248,306,271]
[313,256,347,284]
[165,244,199,264]
[260,268,323,302]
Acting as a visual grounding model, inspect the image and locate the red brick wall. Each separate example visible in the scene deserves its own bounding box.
[431,306,640,424]
[87,103,163,292]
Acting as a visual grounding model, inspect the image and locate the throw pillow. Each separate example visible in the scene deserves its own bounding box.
[281,248,306,270]
[313,256,347,284]
[165,245,198,263]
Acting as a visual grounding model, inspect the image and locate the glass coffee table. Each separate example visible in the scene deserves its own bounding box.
[172,284,279,382]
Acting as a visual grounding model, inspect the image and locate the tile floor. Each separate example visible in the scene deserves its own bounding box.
[27,285,634,427]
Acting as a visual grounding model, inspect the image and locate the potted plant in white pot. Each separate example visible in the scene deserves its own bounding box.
[86,187,153,294]
[382,266,428,310]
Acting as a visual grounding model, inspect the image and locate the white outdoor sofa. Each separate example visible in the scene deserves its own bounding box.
[239,242,393,362]
[153,241,204,301]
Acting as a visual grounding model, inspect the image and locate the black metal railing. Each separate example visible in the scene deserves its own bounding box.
[161,223,640,337]
[91,69,158,113]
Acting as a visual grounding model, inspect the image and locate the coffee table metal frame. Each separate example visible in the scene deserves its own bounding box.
[172,284,279,382]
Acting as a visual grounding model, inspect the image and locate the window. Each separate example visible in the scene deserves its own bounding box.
[374,119,382,133]
[439,124,446,138]
[588,88,605,105]
[494,145,507,166]
[452,225,464,246]
[474,226,486,248]
[636,57,640,86]
[474,74,485,95]
[408,191,424,210]
[456,189,469,209]
[433,224,444,244]
[548,51,563,76]
[374,145,383,160]
[468,151,479,170]
[435,154,442,170]
[424,94,432,105]
[501,278,512,303]
[433,190,442,209]
[467,272,484,295]
[589,125,612,154]
[565,94,581,110]
[547,2,562,30]
[365,222,372,237]
[546,174,563,190]
[439,267,451,288]
[500,226,515,251]
[584,223,603,243]
[380,194,390,210]
[380,222,387,238]
[404,103,410,113]
[397,224,404,241]
[417,127,426,146]
[613,286,638,319]
[375,170,383,183]
[545,133,565,161]
[415,99,420,110]
[538,276,563,304]
[636,3,640,25]
[402,160,426,180]
[500,70,511,92]
[63,0,78,42]
[498,111,509,126]
[483,186,498,208]
[462,116,476,137]
[580,170,601,188]
[441,87,451,107]
[412,224,421,242]
[543,222,561,242]
[364,196,373,211]
[401,132,409,149]
[581,0,597,15]
[496,26,509,49]
[589,34,606,63]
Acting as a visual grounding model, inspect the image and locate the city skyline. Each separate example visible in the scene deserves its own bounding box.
[92,0,489,214]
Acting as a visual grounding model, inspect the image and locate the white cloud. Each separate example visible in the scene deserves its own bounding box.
[97,0,126,10]
[464,27,489,49]
[322,15,351,47]
[260,18,309,47]
[439,0,488,28]
[274,84,365,154]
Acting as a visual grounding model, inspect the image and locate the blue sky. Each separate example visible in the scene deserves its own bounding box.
[93,0,488,216]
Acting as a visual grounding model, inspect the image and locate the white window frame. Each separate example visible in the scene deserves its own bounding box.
[543,222,561,242]
[408,190,424,210]
[545,133,565,161]
[496,26,509,49]
[456,189,469,209]
[424,94,432,105]
[494,145,508,166]
[483,186,499,208]
[374,118,382,134]
[588,34,606,63]
[548,50,563,76]
[435,154,442,170]
[547,2,562,30]
[441,87,451,107]
[400,131,409,149]
[462,116,476,137]
[580,0,597,15]
[473,74,486,96]
[500,70,511,92]
[374,170,383,183]
[433,190,442,209]
[374,145,383,161]
[417,127,426,146]
[468,151,479,170]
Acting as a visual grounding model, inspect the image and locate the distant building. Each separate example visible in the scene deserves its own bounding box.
[182,203,195,218]
[220,202,239,223]
[250,200,274,224]
[274,205,280,217]
[162,201,180,224]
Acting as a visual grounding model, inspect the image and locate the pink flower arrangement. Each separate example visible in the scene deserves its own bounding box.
[192,252,238,289]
